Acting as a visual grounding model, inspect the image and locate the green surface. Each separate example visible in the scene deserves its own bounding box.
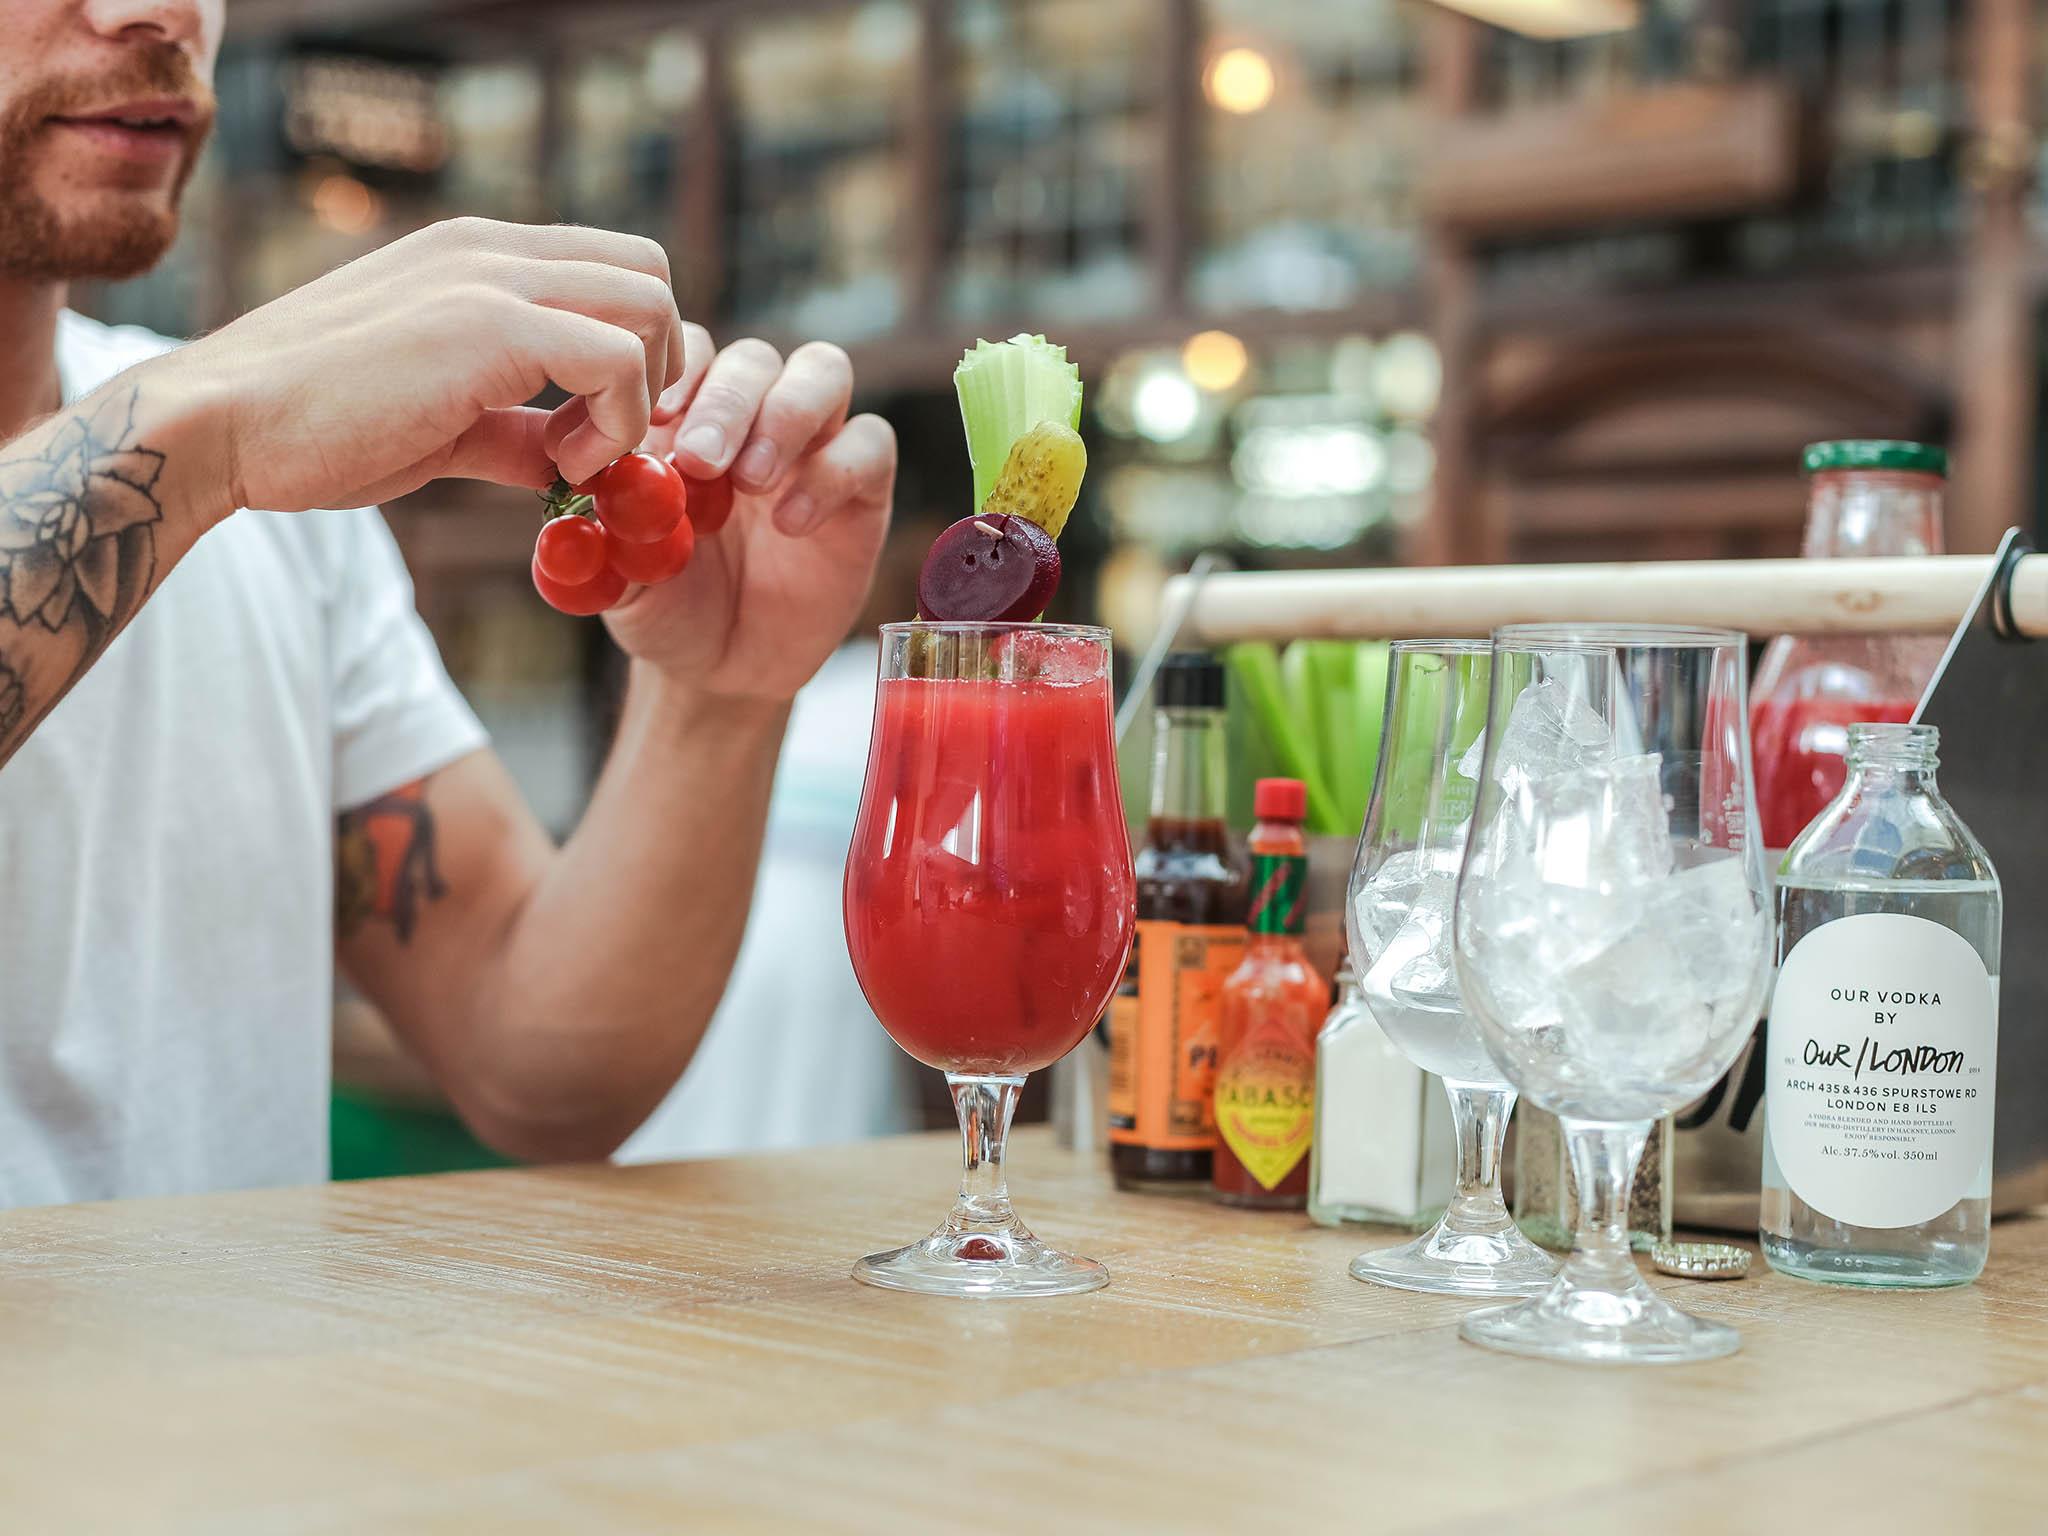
[330,1087,514,1182]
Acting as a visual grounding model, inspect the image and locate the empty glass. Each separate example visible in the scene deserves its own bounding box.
[1453,625,1772,1363]
[1345,641,1556,1296]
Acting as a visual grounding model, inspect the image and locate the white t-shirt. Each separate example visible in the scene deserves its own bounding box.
[0,312,487,1207]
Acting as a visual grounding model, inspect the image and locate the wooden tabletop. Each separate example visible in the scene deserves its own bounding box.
[5,1127,2043,1534]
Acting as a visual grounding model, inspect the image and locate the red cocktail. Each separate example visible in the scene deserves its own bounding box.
[843,622,1133,1297]
[1751,692,1917,848]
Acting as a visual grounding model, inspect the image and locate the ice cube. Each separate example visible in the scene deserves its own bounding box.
[1460,848,1768,1112]
[1358,856,1460,1003]
[1479,677,1614,794]
[1523,753,1673,888]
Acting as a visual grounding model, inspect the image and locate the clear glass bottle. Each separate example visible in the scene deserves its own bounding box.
[1749,441,1948,851]
[1762,723,2002,1287]
[1308,953,1454,1229]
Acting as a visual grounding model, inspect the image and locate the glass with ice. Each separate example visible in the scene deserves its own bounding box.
[1453,626,1772,1364]
[1344,641,1556,1296]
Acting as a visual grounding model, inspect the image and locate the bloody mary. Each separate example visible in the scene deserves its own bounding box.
[844,632,1135,1077]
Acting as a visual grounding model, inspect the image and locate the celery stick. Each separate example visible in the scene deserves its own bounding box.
[954,335,1085,512]
[1229,643,1341,835]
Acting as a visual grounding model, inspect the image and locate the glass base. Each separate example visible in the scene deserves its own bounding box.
[1761,1234,1984,1290]
[854,1225,1108,1299]
[1350,1214,1557,1298]
[1459,1270,1738,1365]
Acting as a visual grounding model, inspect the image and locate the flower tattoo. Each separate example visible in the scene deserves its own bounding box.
[0,382,167,765]
[0,386,164,632]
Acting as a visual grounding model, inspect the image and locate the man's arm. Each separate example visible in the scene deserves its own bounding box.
[338,682,787,1162]
[0,217,691,771]
[0,377,229,764]
[341,335,895,1162]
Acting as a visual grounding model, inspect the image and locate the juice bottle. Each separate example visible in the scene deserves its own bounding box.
[1749,441,1947,850]
[1212,778,1324,1209]
[1108,654,1249,1190]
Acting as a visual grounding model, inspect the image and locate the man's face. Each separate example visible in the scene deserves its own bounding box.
[0,0,223,283]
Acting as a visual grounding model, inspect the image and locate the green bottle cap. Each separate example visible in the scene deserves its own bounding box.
[1801,440,1947,477]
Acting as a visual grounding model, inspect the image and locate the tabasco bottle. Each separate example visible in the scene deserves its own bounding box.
[1107,654,1249,1191]
[1212,778,1324,1209]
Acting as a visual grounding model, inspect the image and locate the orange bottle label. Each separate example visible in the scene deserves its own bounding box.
[1214,1023,1316,1190]
[1107,921,1246,1151]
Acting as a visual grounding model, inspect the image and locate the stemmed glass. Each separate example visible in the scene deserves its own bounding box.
[1345,641,1557,1296]
[843,622,1135,1297]
[1453,624,1772,1363]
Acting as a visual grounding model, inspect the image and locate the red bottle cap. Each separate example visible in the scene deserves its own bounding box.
[1254,778,1307,822]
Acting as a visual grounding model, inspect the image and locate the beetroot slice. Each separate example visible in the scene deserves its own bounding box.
[916,514,1061,623]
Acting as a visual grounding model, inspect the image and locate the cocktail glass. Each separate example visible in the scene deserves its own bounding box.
[1453,624,1772,1363]
[1345,640,1556,1297]
[843,622,1134,1297]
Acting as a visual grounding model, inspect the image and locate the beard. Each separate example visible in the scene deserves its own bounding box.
[0,46,216,283]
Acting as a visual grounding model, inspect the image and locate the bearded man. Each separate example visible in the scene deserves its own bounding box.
[0,0,897,1204]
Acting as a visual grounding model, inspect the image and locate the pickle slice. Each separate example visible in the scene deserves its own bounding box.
[977,421,1086,541]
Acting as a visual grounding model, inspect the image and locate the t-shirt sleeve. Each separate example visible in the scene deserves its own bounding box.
[326,508,489,811]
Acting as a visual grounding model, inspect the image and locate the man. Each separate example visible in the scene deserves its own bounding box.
[0,0,897,1204]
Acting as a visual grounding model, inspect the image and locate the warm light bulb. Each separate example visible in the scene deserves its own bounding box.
[1205,47,1275,116]
[1182,330,1249,393]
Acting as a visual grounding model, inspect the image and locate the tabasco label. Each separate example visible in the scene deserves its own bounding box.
[1248,852,1307,936]
[1107,920,1247,1151]
[1215,1022,1316,1190]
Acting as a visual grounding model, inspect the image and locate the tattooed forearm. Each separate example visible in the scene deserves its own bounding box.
[337,778,449,944]
[0,384,167,765]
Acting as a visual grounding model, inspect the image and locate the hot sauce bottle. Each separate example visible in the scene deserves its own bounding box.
[1108,654,1250,1190]
[1212,778,1324,1210]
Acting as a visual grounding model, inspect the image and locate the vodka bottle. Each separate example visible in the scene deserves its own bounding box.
[1762,723,2001,1287]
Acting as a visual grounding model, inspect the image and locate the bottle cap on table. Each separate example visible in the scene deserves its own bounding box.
[1650,1241,1752,1281]
[1801,440,1947,478]
[1156,652,1224,709]
[1254,778,1306,822]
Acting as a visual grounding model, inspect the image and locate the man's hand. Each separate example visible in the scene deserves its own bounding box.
[549,333,896,703]
[152,217,687,517]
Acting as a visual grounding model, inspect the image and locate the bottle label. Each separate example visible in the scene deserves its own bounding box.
[1248,853,1307,936]
[1215,1023,1315,1190]
[1767,912,1997,1229]
[1107,921,1247,1151]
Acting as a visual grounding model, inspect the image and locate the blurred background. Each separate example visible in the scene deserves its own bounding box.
[75,0,2046,1171]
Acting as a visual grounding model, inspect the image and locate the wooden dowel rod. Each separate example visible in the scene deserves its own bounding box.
[1169,554,2047,643]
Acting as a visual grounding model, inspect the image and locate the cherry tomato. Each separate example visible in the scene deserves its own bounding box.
[531,552,627,616]
[606,514,696,586]
[534,515,608,586]
[668,459,735,534]
[588,451,686,544]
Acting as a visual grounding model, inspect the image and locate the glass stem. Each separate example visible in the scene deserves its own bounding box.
[948,1074,1024,1229]
[1561,1118,1650,1293]
[1440,1080,1516,1236]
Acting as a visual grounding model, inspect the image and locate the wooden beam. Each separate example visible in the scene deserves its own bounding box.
[1147,0,1200,319]
[1951,0,2037,554]
[1168,554,2040,643]
[1420,81,1803,237]
[901,0,953,331]
[1415,11,1485,567]
[677,13,730,320]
